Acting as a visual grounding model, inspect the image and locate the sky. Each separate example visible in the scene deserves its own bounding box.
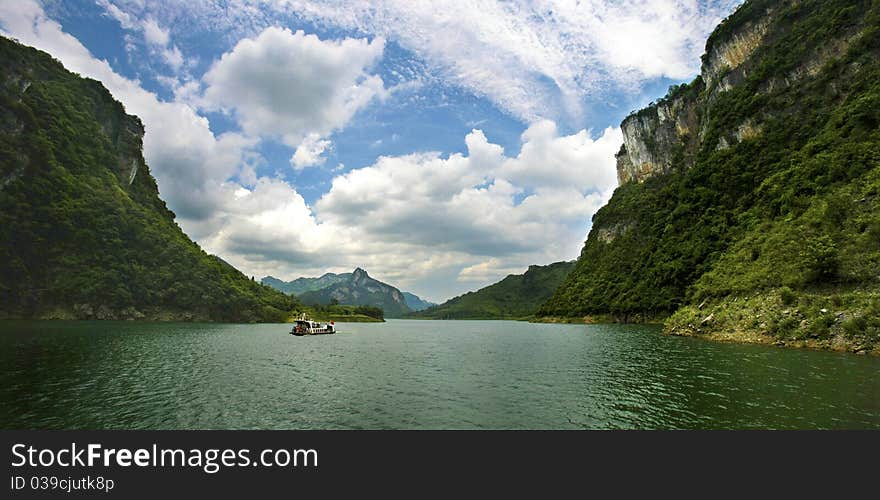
[0,0,742,303]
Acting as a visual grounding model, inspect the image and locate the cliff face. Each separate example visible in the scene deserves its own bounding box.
[615,0,864,185]
[0,36,296,322]
[540,0,880,353]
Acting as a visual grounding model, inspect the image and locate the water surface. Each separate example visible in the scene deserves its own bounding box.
[1,319,877,429]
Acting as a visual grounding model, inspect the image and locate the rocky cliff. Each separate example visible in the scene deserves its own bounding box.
[615,0,865,185]
[540,0,880,354]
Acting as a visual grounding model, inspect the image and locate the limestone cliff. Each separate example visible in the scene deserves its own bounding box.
[615,0,868,185]
[540,0,880,354]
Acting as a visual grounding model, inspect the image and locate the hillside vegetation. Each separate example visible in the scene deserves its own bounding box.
[0,37,298,322]
[412,261,574,319]
[539,0,880,353]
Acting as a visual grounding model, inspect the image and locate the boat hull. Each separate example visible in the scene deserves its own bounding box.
[290,330,335,336]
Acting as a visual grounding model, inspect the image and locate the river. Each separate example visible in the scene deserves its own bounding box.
[1,319,877,429]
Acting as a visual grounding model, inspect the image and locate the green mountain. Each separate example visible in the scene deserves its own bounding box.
[0,36,297,322]
[266,268,413,317]
[539,0,880,353]
[412,261,575,319]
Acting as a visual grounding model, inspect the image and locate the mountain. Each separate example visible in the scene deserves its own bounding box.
[402,292,435,311]
[539,0,880,353]
[0,37,297,322]
[265,268,413,317]
[412,261,575,319]
[262,273,348,295]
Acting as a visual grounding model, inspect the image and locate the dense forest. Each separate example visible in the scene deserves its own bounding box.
[411,261,574,319]
[539,0,879,352]
[0,36,298,322]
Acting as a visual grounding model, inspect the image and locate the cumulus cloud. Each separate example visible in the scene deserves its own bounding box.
[3,0,660,300]
[305,123,620,295]
[201,27,386,149]
[291,134,332,170]
[0,0,252,228]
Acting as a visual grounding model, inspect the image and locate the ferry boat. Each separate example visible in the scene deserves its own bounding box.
[290,314,336,336]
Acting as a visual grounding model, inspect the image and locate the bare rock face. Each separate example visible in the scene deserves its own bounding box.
[616,92,700,185]
[701,15,773,87]
[615,5,776,186]
[614,1,868,187]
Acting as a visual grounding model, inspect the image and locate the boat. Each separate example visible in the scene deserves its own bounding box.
[290,314,336,336]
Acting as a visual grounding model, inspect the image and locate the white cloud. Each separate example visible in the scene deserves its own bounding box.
[142,18,170,47]
[147,121,619,300]
[96,4,190,75]
[304,124,619,296]
[201,27,386,148]
[499,120,621,191]
[0,0,251,228]
[89,1,740,125]
[96,0,135,30]
[291,134,332,170]
[161,45,184,70]
[2,0,680,301]
[458,258,525,283]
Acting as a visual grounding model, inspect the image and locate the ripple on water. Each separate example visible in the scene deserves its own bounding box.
[0,320,878,429]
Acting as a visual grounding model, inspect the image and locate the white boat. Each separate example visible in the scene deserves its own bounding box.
[290,314,336,336]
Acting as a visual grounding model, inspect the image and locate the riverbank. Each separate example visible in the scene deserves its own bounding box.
[16,305,218,322]
[311,314,384,323]
[532,314,666,324]
[2,304,385,324]
[666,287,880,356]
[533,286,880,355]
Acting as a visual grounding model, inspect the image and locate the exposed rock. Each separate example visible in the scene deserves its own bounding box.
[615,2,862,187]
[702,15,772,86]
[595,222,632,243]
[616,91,700,184]
[95,305,114,320]
[73,303,94,319]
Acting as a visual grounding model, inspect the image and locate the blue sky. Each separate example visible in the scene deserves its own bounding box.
[0,0,741,302]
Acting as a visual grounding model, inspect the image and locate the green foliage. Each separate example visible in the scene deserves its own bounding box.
[306,303,384,321]
[411,261,575,319]
[666,287,880,351]
[0,37,298,322]
[540,0,880,320]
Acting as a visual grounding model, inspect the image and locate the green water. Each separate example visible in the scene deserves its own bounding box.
[0,319,877,429]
